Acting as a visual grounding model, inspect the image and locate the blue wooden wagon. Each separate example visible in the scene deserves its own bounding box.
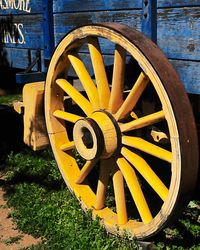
[0,0,199,239]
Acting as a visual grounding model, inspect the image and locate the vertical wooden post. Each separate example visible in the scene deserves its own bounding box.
[142,0,157,44]
[43,0,55,70]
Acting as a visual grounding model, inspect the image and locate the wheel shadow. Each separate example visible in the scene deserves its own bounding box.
[0,105,24,168]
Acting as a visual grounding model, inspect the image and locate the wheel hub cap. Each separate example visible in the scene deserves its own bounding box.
[73,111,120,160]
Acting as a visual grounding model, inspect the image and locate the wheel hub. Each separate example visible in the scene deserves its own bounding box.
[73,111,121,160]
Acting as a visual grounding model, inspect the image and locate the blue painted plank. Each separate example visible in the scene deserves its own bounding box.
[54,7,200,61]
[0,0,43,15]
[157,7,200,61]
[53,0,200,13]
[158,0,200,8]
[53,0,141,13]
[0,0,199,16]
[170,59,200,94]
[54,10,142,46]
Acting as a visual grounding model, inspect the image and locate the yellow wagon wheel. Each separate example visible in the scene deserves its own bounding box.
[45,23,199,239]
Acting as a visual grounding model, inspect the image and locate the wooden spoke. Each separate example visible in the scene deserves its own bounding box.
[67,52,100,110]
[115,72,149,121]
[120,110,165,132]
[76,160,97,184]
[53,110,83,123]
[56,79,93,116]
[88,37,110,109]
[112,166,128,225]
[108,45,126,114]
[95,160,110,210]
[122,136,172,163]
[121,147,169,201]
[60,141,75,151]
[117,157,152,224]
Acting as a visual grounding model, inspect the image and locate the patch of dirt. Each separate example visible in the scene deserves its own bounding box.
[0,187,41,250]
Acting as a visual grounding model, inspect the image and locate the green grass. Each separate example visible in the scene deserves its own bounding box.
[0,94,22,106]
[2,149,140,250]
[1,148,199,249]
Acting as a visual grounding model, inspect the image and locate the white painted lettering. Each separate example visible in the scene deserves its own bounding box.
[4,0,8,9]
[17,23,25,44]
[0,0,31,13]
[25,0,31,12]
[1,22,26,44]
[8,0,14,9]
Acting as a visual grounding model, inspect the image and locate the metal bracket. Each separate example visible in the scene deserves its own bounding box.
[142,0,157,44]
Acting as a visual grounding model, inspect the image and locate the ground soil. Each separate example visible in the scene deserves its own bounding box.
[0,183,41,250]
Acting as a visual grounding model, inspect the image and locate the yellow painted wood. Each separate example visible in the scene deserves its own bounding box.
[121,147,169,201]
[122,136,172,163]
[120,110,165,132]
[13,101,24,114]
[88,37,110,109]
[22,82,49,150]
[113,168,128,225]
[56,79,93,116]
[68,52,100,110]
[117,157,153,224]
[90,111,118,159]
[150,130,168,142]
[95,160,110,210]
[53,110,82,123]
[108,45,126,113]
[60,141,75,151]
[115,72,149,121]
[73,119,99,160]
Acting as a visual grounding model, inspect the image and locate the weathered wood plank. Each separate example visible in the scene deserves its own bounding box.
[53,0,200,13]
[54,7,200,61]
[53,0,141,13]
[54,10,142,46]
[0,0,43,15]
[170,59,200,94]
[158,0,200,8]
[1,0,199,17]
[157,7,200,61]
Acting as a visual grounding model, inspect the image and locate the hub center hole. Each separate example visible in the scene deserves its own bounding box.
[81,128,94,149]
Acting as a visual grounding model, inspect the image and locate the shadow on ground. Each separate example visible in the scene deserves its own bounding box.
[0,105,24,167]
